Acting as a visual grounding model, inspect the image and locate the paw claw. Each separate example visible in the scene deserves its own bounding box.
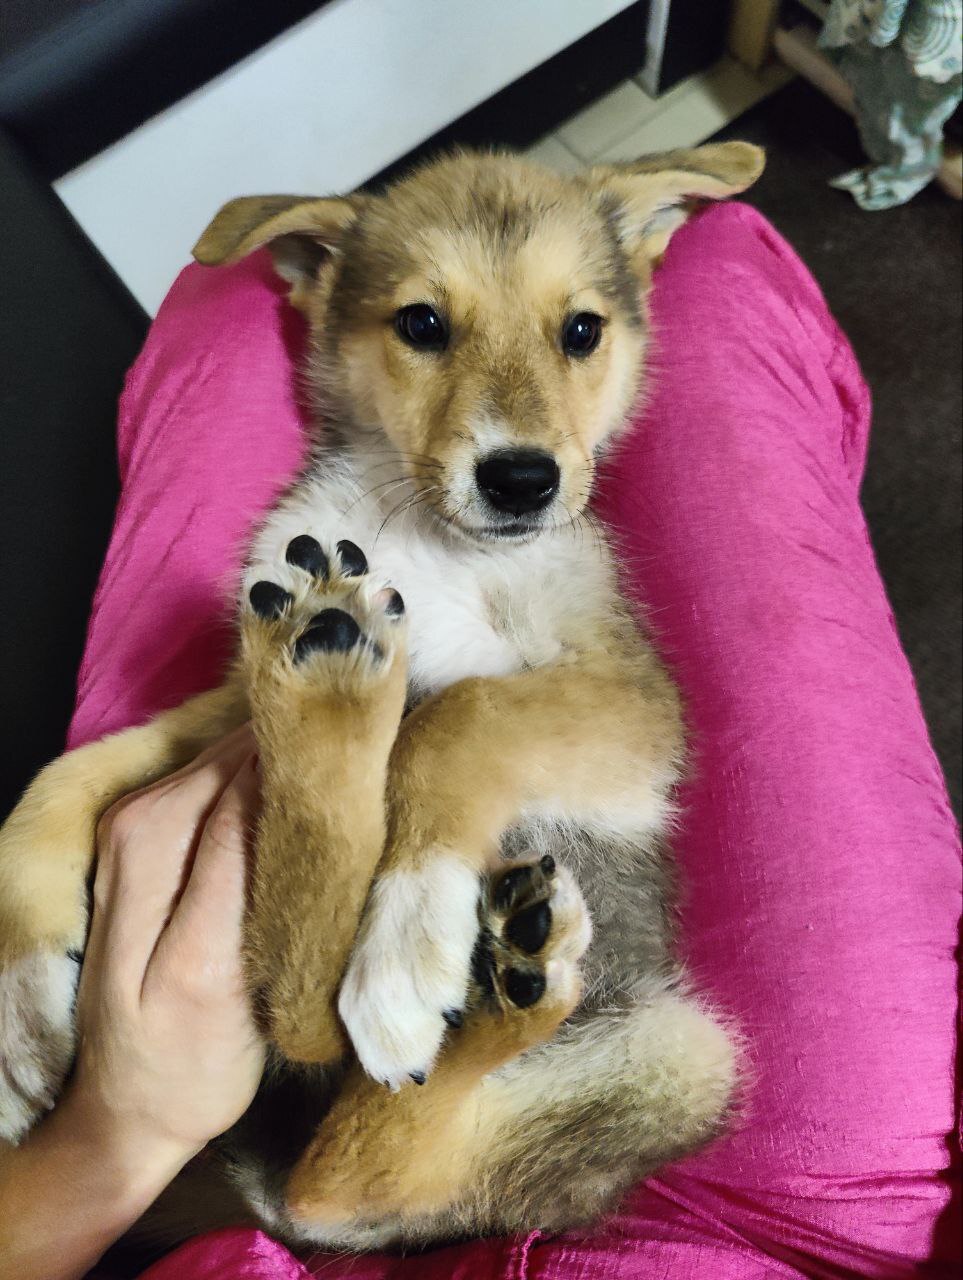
[492,866,533,911]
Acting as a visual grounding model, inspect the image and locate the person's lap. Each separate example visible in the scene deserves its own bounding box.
[70,204,960,1280]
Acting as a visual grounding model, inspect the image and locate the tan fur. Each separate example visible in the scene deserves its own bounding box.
[381,635,680,879]
[0,142,764,1254]
[288,967,582,1225]
[0,684,244,957]
[293,993,736,1243]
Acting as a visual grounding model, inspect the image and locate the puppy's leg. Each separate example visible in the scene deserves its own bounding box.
[285,864,734,1237]
[286,855,590,1226]
[340,647,683,1086]
[0,681,245,1141]
[463,991,736,1236]
[240,535,407,1064]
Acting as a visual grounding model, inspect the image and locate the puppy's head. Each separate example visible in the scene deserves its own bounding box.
[194,144,763,543]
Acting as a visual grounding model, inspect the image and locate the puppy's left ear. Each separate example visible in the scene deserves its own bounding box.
[590,141,765,268]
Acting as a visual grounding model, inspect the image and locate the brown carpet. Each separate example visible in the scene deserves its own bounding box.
[717,79,963,819]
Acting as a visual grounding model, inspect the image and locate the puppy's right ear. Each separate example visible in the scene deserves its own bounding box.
[192,195,362,303]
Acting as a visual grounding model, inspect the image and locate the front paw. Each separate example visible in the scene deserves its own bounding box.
[0,949,79,1142]
[337,854,481,1090]
[242,534,407,701]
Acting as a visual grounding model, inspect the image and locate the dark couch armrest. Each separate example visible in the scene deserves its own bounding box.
[0,130,148,818]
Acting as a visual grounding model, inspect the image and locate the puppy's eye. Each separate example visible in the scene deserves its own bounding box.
[395,304,448,352]
[562,312,603,358]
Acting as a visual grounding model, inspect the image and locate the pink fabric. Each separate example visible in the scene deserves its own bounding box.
[69,204,961,1280]
[138,1229,311,1280]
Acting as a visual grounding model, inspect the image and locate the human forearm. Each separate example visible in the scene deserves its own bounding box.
[0,738,263,1280]
[0,1086,193,1280]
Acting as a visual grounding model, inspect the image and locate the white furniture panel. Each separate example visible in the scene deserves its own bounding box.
[55,0,636,313]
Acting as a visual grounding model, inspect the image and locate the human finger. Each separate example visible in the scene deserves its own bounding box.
[84,727,255,987]
[149,754,260,993]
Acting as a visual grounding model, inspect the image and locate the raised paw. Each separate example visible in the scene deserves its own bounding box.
[472,855,592,1018]
[242,535,406,697]
[0,949,80,1143]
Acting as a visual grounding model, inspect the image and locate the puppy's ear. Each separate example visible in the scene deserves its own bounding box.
[192,195,362,304]
[590,142,765,268]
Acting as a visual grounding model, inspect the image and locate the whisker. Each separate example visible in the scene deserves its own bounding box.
[360,460,443,475]
[374,483,442,541]
[340,475,414,517]
[352,447,443,465]
[581,509,607,559]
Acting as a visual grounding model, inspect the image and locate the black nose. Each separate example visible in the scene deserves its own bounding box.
[475,450,560,516]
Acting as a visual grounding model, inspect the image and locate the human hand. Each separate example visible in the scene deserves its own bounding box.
[66,727,266,1174]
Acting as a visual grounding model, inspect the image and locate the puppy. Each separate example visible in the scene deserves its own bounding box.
[0,143,763,1255]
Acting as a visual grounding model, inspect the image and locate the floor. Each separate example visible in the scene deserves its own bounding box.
[526,54,791,171]
[529,70,963,818]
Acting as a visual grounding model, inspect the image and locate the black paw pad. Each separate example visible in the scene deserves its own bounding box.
[293,609,361,661]
[442,1008,464,1029]
[504,968,546,1008]
[336,539,367,577]
[384,588,405,618]
[286,534,329,579]
[505,901,552,954]
[249,581,293,619]
[493,865,533,912]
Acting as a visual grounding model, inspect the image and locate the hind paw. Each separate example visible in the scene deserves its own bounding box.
[472,855,592,1017]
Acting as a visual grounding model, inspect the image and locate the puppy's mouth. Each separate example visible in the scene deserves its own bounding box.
[435,510,549,545]
[470,520,546,543]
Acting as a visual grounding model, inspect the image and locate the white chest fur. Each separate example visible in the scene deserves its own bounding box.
[245,449,616,702]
